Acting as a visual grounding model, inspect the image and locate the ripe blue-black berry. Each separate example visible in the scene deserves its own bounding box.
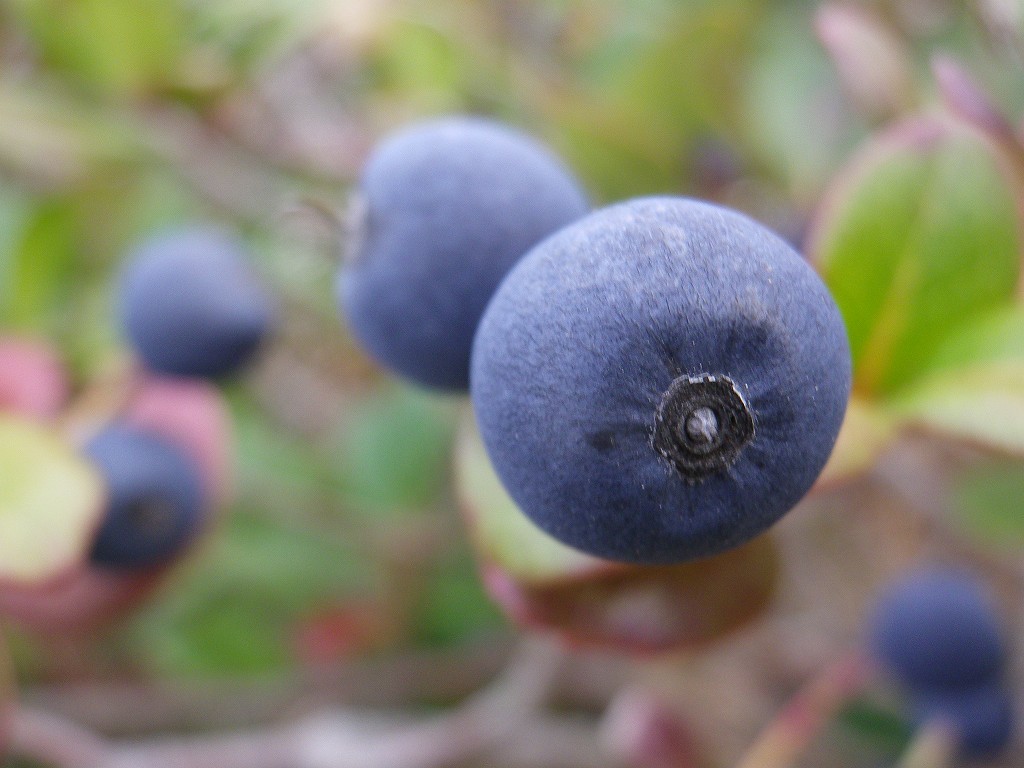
[912,684,1014,758]
[337,116,589,391]
[471,197,851,564]
[84,424,205,569]
[869,567,1006,692]
[120,227,276,379]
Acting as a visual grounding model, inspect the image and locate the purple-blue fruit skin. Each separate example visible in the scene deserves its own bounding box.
[85,424,205,569]
[471,197,851,564]
[912,684,1014,758]
[869,568,1006,691]
[338,116,589,391]
[120,227,276,379]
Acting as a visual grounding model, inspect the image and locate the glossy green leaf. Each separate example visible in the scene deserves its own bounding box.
[811,119,1021,395]
[0,415,105,585]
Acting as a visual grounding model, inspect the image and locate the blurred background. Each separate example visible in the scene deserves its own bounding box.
[1,1,1024,766]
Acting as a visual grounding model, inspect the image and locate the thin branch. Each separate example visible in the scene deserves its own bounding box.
[25,639,629,737]
[10,636,567,768]
[895,721,956,768]
[733,654,871,768]
[8,706,109,768]
[23,639,512,734]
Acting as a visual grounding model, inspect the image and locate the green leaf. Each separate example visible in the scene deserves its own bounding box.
[0,201,79,331]
[892,364,1024,456]
[124,511,373,676]
[550,1,763,200]
[953,461,1024,547]
[811,119,1021,395]
[743,5,862,194]
[333,385,457,516]
[890,307,1024,455]
[7,0,188,95]
[0,415,105,585]
[608,2,762,137]
[837,697,912,754]
[411,550,505,648]
[923,305,1024,372]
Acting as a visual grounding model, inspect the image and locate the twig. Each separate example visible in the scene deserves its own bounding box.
[895,721,956,768]
[10,635,566,768]
[733,654,871,768]
[8,706,109,768]
[23,639,511,734]
[24,639,630,736]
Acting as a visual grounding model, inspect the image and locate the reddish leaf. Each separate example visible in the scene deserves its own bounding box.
[0,336,69,420]
[125,373,235,509]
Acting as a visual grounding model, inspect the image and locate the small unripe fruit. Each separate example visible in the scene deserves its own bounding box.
[338,116,589,390]
[120,227,276,379]
[471,197,851,564]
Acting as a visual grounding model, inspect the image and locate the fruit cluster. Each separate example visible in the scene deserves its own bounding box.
[868,567,1015,757]
[0,226,274,631]
[337,115,852,565]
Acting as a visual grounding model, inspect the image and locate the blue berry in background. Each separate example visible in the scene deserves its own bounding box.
[120,227,277,379]
[84,424,206,569]
[471,197,851,564]
[337,116,590,391]
[912,684,1015,758]
[869,567,1006,692]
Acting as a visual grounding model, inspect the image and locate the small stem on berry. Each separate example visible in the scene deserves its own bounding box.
[653,374,754,482]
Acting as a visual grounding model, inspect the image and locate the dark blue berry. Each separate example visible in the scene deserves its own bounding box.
[84,424,205,569]
[869,567,1006,691]
[120,227,276,379]
[912,684,1014,758]
[337,116,589,391]
[470,197,851,564]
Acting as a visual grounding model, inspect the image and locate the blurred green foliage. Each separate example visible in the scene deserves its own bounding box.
[1,0,1023,705]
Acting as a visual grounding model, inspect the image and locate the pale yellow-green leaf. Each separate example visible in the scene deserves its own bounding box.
[0,415,105,584]
[892,364,1024,456]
